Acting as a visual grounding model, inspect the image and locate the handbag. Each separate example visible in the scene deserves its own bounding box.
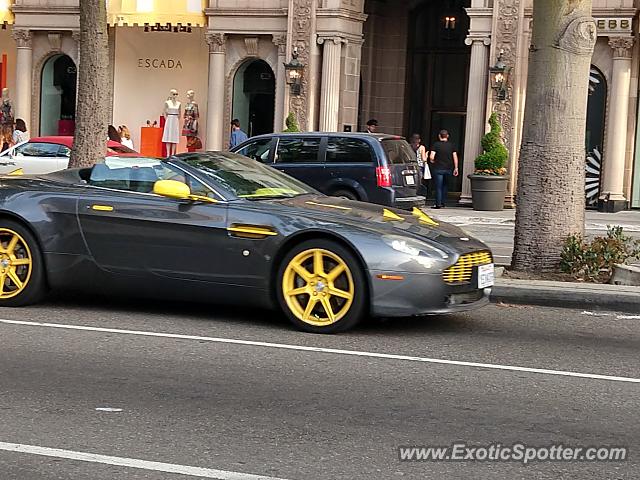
[423,164,432,180]
[187,136,202,150]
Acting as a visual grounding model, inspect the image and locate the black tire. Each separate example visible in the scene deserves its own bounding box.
[0,220,47,307]
[277,239,367,333]
[331,189,358,201]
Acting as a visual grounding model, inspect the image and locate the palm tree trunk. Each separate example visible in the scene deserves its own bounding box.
[68,0,109,169]
[512,0,596,272]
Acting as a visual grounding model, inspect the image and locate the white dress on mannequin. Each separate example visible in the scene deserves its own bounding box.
[162,101,181,144]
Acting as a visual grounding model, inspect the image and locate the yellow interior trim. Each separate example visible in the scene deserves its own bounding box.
[107,0,206,27]
[382,208,404,221]
[305,201,352,211]
[91,205,114,212]
[412,207,439,226]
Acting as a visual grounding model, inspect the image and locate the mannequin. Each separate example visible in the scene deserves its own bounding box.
[0,88,14,128]
[162,89,181,156]
[182,90,200,152]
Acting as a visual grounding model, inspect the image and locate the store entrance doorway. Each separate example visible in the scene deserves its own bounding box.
[406,0,471,194]
[232,59,275,137]
[40,54,77,136]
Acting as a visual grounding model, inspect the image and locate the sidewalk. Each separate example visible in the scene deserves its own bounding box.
[430,206,640,232]
[425,206,640,313]
[426,206,640,267]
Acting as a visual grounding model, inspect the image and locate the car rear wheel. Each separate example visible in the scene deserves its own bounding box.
[277,240,366,333]
[332,189,358,201]
[0,221,46,307]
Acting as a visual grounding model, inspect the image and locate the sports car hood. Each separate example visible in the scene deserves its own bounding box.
[262,194,486,253]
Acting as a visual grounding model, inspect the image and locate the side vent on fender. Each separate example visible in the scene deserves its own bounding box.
[227,224,278,239]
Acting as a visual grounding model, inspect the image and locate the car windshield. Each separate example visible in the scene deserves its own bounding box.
[175,152,314,199]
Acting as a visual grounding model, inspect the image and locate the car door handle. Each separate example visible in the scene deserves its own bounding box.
[90,205,114,212]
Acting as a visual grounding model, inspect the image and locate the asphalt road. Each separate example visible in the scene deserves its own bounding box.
[1,296,639,479]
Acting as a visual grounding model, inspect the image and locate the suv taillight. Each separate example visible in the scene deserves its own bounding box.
[376,166,392,187]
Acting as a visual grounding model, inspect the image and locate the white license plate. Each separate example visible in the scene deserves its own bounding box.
[478,263,495,288]
[405,175,415,185]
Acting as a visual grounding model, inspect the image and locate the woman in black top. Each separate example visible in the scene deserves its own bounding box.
[429,130,459,209]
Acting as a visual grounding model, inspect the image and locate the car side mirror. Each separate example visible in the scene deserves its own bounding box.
[153,179,218,204]
[153,179,191,200]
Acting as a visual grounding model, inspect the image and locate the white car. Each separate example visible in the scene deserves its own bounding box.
[0,136,138,175]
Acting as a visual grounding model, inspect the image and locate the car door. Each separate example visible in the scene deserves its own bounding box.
[0,142,68,174]
[324,137,376,201]
[76,160,234,284]
[273,136,326,191]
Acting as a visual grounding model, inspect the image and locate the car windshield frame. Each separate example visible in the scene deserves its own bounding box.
[171,152,317,201]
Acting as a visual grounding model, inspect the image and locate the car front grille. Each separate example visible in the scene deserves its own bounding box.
[443,251,493,285]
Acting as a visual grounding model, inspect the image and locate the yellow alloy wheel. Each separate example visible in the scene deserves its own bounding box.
[0,228,33,299]
[282,248,355,326]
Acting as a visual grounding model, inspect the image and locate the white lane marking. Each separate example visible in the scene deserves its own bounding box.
[1,319,639,384]
[0,441,289,480]
[582,311,612,317]
[95,407,123,412]
[582,311,640,320]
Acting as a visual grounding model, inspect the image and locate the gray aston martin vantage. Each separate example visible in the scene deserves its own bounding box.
[0,152,493,333]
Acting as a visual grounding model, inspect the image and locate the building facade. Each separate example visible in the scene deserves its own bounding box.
[0,0,639,210]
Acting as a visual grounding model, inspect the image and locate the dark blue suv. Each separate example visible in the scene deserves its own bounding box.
[231,133,424,209]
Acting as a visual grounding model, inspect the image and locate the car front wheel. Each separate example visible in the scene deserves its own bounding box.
[277,239,366,333]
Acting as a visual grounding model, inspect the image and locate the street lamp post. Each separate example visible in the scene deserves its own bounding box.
[283,48,304,96]
[489,49,511,101]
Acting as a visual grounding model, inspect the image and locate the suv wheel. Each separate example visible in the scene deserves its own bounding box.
[332,189,358,201]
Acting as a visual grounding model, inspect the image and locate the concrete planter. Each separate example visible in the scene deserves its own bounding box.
[610,264,640,286]
[468,174,510,211]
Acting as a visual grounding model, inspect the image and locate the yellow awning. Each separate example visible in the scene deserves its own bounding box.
[0,0,14,25]
[107,0,206,28]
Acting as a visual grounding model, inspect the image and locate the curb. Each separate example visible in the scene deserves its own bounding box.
[489,279,640,314]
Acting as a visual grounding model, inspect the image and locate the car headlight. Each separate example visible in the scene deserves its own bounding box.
[382,235,450,260]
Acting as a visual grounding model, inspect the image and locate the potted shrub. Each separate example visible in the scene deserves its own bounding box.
[283,112,300,133]
[468,113,510,211]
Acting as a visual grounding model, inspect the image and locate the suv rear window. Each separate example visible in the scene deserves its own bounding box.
[326,138,373,163]
[381,139,417,165]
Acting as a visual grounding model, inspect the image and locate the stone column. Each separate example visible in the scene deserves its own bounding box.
[12,29,33,128]
[205,33,226,151]
[459,36,491,205]
[600,36,635,212]
[317,36,343,132]
[272,34,288,132]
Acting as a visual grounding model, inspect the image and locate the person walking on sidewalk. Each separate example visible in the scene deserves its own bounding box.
[410,133,430,201]
[229,119,248,149]
[429,129,458,209]
[365,119,378,134]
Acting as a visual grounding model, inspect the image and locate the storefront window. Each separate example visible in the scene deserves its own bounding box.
[40,54,76,136]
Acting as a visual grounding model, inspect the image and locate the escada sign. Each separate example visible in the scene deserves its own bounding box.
[137,58,184,69]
